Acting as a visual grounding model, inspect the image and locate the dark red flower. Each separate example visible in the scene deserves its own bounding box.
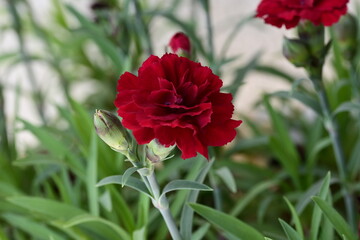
[115,53,241,159]
[256,0,348,29]
[169,32,191,54]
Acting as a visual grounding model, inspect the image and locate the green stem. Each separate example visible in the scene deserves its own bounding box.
[146,172,183,240]
[309,70,356,230]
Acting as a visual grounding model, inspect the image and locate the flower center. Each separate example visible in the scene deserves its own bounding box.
[175,96,183,104]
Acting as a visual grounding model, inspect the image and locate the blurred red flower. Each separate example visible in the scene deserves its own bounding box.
[168,32,191,54]
[115,53,241,159]
[256,0,348,29]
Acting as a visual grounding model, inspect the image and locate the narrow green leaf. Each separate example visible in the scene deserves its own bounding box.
[231,180,278,216]
[349,135,360,179]
[180,158,214,240]
[310,172,331,240]
[96,175,151,197]
[133,227,146,240]
[66,5,125,72]
[191,223,210,240]
[122,167,140,187]
[215,167,237,193]
[295,177,336,214]
[19,119,67,158]
[279,219,302,240]
[264,96,301,187]
[86,130,99,216]
[160,180,212,201]
[18,119,85,180]
[13,155,66,167]
[0,182,23,197]
[329,27,349,79]
[190,203,264,240]
[136,193,150,229]
[320,213,334,240]
[255,65,295,83]
[7,196,85,220]
[283,197,304,239]
[306,138,331,173]
[224,53,260,98]
[226,136,269,156]
[312,196,357,240]
[271,91,321,114]
[320,192,335,240]
[99,190,112,212]
[69,99,93,145]
[64,214,131,240]
[109,186,136,232]
[333,102,360,116]
[2,213,66,240]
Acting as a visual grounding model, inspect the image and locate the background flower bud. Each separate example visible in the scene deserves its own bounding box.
[168,32,191,56]
[333,14,358,61]
[283,37,311,67]
[94,110,129,154]
[146,139,175,163]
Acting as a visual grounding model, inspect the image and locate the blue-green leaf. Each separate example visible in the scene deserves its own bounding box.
[312,196,357,240]
[215,167,237,193]
[271,90,321,114]
[122,167,140,187]
[279,219,303,240]
[333,102,360,116]
[283,197,304,239]
[310,172,331,240]
[64,214,131,240]
[96,175,151,197]
[180,158,214,240]
[191,223,210,240]
[2,213,65,240]
[7,196,85,220]
[190,203,264,240]
[160,180,212,201]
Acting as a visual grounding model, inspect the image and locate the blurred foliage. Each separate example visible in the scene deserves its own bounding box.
[0,0,359,239]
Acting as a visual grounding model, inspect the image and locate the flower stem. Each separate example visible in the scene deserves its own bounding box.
[146,172,183,240]
[309,69,356,230]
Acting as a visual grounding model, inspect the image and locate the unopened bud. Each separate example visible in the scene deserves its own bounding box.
[94,110,129,154]
[283,37,311,67]
[90,1,111,11]
[333,14,358,61]
[146,139,175,163]
[297,20,325,60]
[168,32,191,57]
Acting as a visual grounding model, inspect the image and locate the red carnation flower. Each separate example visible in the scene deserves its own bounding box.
[115,53,241,159]
[168,32,191,54]
[256,0,348,29]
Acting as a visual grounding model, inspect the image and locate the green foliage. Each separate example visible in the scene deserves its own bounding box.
[190,203,265,240]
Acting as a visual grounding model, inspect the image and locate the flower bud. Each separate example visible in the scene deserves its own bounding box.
[333,14,358,61]
[94,110,129,154]
[90,1,111,11]
[283,37,311,67]
[168,32,191,57]
[146,139,175,163]
[297,20,325,60]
